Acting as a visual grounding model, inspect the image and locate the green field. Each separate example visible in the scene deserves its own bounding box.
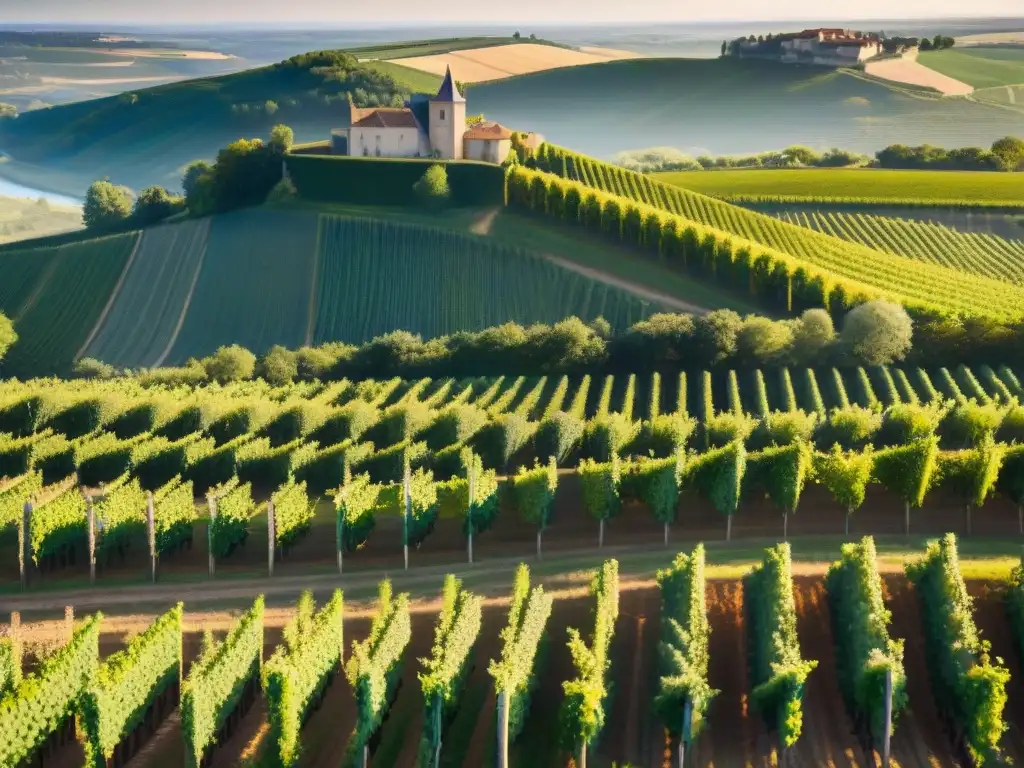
[311,214,656,344]
[0,233,137,377]
[776,209,1024,286]
[920,46,1024,88]
[541,146,1024,320]
[166,209,319,363]
[346,36,521,60]
[470,57,1024,163]
[652,168,1024,206]
[82,219,210,368]
[0,204,707,374]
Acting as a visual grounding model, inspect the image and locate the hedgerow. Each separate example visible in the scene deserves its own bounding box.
[744,543,817,747]
[80,604,182,767]
[417,575,483,766]
[489,563,554,743]
[0,612,100,767]
[905,534,1009,765]
[825,537,907,747]
[345,580,411,762]
[263,590,344,767]
[558,559,620,761]
[654,545,717,738]
[182,595,264,768]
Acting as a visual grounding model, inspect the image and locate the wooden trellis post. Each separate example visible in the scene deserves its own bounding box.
[207,494,217,577]
[19,501,32,589]
[882,666,893,767]
[86,493,96,586]
[267,499,276,577]
[146,491,156,583]
[496,689,509,768]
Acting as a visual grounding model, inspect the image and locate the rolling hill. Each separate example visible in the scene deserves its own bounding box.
[0,206,689,377]
[4,53,1024,198]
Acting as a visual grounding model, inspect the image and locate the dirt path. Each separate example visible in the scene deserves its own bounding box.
[75,231,142,360]
[866,51,974,96]
[883,576,963,768]
[152,222,209,368]
[126,709,183,768]
[967,581,1024,762]
[542,251,710,314]
[469,207,501,236]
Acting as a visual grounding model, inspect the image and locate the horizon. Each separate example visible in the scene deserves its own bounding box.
[2,1,1023,26]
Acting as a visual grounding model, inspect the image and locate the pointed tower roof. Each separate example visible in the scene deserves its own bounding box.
[433,65,465,103]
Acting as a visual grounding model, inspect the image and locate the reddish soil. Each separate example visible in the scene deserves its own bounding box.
[882,576,962,768]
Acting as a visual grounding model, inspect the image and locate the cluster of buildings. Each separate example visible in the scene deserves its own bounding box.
[733,28,884,68]
[329,66,540,164]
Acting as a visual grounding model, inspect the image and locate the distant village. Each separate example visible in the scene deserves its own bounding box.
[724,28,955,68]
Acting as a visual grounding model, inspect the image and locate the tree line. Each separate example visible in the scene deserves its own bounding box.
[613,136,1024,173]
[63,297,1019,387]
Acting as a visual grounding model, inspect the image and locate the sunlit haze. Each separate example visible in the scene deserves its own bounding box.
[5,0,1023,24]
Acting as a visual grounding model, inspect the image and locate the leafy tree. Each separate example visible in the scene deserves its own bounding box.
[268,123,294,154]
[839,300,913,365]
[182,160,213,198]
[991,136,1024,172]
[203,345,257,383]
[71,357,116,380]
[132,185,184,226]
[0,312,16,362]
[790,309,835,364]
[693,309,742,366]
[513,31,521,40]
[413,164,451,210]
[257,345,298,386]
[83,180,133,231]
[266,177,297,203]
[0,103,17,119]
[212,138,281,211]
[812,446,873,534]
[736,315,793,364]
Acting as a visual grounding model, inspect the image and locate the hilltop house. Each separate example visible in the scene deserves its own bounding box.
[330,67,536,164]
[734,28,882,67]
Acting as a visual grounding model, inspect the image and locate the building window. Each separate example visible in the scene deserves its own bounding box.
[440,109,446,120]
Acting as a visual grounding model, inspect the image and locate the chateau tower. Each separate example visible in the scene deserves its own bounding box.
[428,66,466,160]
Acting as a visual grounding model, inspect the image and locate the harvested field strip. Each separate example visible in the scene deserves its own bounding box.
[2,232,138,377]
[311,215,655,345]
[83,218,210,367]
[167,209,318,362]
[778,209,1024,286]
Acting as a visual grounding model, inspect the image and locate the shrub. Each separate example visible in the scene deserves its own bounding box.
[558,560,619,759]
[413,164,451,210]
[263,590,344,767]
[489,564,554,743]
[534,411,585,465]
[345,581,411,760]
[654,546,717,738]
[203,345,257,383]
[182,596,264,768]
[744,543,817,747]
[839,301,913,365]
[825,537,906,748]
[815,406,882,450]
[418,575,483,766]
[80,605,182,768]
[905,535,1009,765]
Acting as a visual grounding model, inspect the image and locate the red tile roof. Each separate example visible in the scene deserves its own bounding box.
[464,122,513,140]
[350,107,419,129]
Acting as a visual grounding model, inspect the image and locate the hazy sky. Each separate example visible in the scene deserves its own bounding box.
[4,0,1023,24]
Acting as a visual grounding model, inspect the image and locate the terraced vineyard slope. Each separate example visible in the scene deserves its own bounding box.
[534,145,1024,320]
[774,209,1024,286]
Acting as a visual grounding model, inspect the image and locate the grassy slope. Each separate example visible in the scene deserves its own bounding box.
[654,168,1024,205]
[919,46,1024,88]
[3,201,741,373]
[470,57,1024,160]
[0,53,442,196]
[0,196,82,245]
